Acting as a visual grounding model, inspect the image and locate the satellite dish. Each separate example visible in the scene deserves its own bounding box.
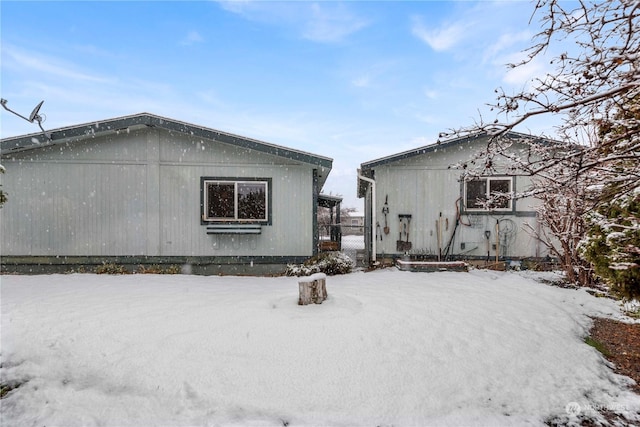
[29,100,45,122]
[0,98,52,141]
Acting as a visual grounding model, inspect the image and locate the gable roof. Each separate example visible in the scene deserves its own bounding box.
[357,130,558,197]
[359,130,553,171]
[0,112,333,171]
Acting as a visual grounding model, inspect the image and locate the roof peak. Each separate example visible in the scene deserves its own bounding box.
[1,112,332,169]
[360,130,558,170]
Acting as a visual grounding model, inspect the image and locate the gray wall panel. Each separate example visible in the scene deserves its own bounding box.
[0,162,147,255]
[367,136,549,259]
[0,127,317,258]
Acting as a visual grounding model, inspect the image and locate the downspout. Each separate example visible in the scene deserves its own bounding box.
[358,170,376,264]
[312,169,319,256]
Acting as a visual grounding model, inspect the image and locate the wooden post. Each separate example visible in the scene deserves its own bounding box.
[298,273,327,305]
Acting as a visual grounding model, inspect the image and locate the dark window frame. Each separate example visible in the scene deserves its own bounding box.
[462,176,515,213]
[200,177,272,225]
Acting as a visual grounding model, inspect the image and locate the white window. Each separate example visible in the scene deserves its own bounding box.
[202,179,268,222]
[464,177,513,211]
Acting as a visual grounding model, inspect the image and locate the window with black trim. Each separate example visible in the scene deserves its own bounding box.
[202,178,269,222]
[464,177,513,211]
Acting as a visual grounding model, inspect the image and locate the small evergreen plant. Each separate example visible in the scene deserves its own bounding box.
[582,190,640,299]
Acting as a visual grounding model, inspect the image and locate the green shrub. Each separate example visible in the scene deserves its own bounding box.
[582,191,640,299]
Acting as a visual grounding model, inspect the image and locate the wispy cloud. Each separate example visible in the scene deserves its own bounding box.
[411,16,464,52]
[423,87,439,100]
[482,30,532,65]
[216,1,368,43]
[180,30,204,46]
[348,60,397,90]
[351,75,371,88]
[216,1,305,30]
[502,55,546,87]
[302,3,369,43]
[216,0,252,15]
[2,44,113,83]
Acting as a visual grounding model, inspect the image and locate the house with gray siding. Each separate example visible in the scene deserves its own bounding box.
[0,113,333,274]
[357,131,554,267]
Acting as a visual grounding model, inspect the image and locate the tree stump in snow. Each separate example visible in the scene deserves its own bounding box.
[298,273,327,305]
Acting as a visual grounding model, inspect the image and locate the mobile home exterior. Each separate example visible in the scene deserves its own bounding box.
[0,113,332,274]
[357,131,553,266]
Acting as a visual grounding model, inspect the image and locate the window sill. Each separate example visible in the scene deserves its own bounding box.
[462,209,514,215]
[206,224,262,234]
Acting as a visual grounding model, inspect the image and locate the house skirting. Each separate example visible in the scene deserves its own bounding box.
[396,259,469,272]
[0,255,307,276]
[377,253,560,271]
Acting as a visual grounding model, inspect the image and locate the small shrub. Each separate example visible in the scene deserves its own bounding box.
[137,264,181,274]
[95,263,128,275]
[285,251,354,276]
[163,264,182,274]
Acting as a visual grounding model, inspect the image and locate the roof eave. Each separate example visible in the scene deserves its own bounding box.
[359,130,557,170]
[1,113,333,170]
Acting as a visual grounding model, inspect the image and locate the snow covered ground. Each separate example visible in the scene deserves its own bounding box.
[2,269,639,426]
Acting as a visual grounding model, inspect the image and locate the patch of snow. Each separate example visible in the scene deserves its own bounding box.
[297,272,327,283]
[1,270,639,426]
[610,262,638,270]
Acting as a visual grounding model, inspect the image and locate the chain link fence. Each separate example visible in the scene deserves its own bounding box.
[319,224,365,265]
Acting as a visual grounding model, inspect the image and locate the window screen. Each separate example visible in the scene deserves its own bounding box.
[203,180,268,222]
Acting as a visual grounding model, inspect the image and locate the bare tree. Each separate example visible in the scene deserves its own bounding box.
[448,0,639,286]
[524,174,594,285]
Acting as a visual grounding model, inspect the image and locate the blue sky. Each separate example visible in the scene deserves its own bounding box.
[1,1,556,209]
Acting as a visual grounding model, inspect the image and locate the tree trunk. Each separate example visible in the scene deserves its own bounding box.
[298,273,327,305]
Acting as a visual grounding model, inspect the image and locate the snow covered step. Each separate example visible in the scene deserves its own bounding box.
[396,259,468,272]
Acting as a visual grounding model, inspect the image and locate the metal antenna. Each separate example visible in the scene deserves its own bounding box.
[0,98,52,140]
